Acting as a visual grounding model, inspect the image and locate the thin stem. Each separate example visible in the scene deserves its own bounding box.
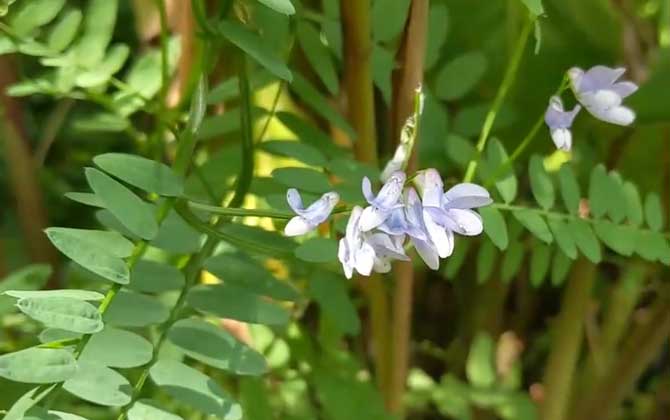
[540,258,596,420]
[463,16,534,183]
[187,200,352,219]
[155,0,170,108]
[34,99,74,166]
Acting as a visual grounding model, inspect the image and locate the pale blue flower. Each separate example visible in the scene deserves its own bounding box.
[365,232,410,273]
[405,188,440,270]
[568,65,638,126]
[338,206,375,279]
[284,189,340,237]
[359,171,406,232]
[545,96,581,151]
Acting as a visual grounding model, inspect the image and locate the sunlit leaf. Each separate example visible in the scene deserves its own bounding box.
[588,164,609,219]
[547,217,577,259]
[257,0,295,15]
[17,297,103,334]
[593,221,635,257]
[63,361,131,406]
[295,238,339,263]
[0,348,76,383]
[8,0,65,36]
[622,181,643,226]
[47,8,82,52]
[80,327,153,368]
[127,399,183,420]
[3,289,104,301]
[272,167,331,194]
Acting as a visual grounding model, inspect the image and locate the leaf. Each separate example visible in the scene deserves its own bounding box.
[47,8,83,52]
[272,167,331,194]
[75,44,130,87]
[593,221,635,257]
[259,140,327,166]
[297,22,338,95]
[45,228,131,284]
[128,399,183,420]
[486,139,517,203]
[168,318,267,376]
[295,238,339,263]
[547,217,577,259]
[257,0,295,15]
[63,362,131,406]
[558,164,581,214]
[187,284,290,326]
[2,385,57,420]
[64,192,105,208]
[103,290,169,327]
[480,207,508,250]
[644,192,664,231]
[501,241,525,283]
[8,0,65,36]
[0,348,76,383]
[520,0,544,16]
[218,20,291,81]
[150,210,203,254]
[309,274,360,335]
[80,327,153,368]
[435,51,488,100]
[39,328,81,344]
[149,360,242,419]
[86,168,158,239]
[588,164,610,219]
[276,111,344,158]
[622,181,643,226]
[466,332,496,388]
[605,172,627,223]
[476,241,497,284]
[24,409,89,420]
[530,243,551,287]
[551,250,572,286]
[289,74,355,139]
[424,3,449,70]
[217,224,297,258]
[371,45,394,104]
[568,219,601,263]
[204,253,299,301]
[94,153,184,197]
[372,0,412,42]
[3,289,104,301]
[0,264,51,315]
[512,209,552,243]
[72,0,118,68]
[17,297,103,334]
[129,260,185,293]
[529,155,554,209]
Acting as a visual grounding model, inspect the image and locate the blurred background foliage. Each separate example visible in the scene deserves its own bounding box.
[0,0,669,419]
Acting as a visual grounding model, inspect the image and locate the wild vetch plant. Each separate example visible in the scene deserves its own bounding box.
[0,1,669,420]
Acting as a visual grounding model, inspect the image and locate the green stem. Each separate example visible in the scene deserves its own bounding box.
[463,16,534,183]
[155,0,170,108]
[187,200,352,219]
[540,258,596,420]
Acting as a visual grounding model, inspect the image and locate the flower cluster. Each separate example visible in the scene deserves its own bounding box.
[545,65,638,151]
[283,169,492,279]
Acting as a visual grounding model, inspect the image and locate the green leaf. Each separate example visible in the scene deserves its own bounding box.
[217,224,297,258]
[218,20,291,81]
[480,207,508,250]
[64,192,105,208]
[309,274,360,335]
[371,45,394,104]
[476,241,497,284]
[8,0,65,36]
[47,8,83,52]
[622,181,643,226]
[75,44,130,87]
[2,385,57,420]
[94,153,184,197]
[644,192,664,231]
[187,284,290,326]
[486,139,517,203]
[272,167,331,194]
[128,399,183,420]
[204,253,299,301]
[24,409,89,420]
[150,210,203,254]
[372,0,411,42]
[276,111,345,158]
[80,327,153,368]
[259,140,327,166]
[45,228,130,284]
[103,290,169,327]
[86,168,158,240]
[568,219,601,263]
[290,74,355,139]
[3,289,104,301]
[466,332,496,388]
[149,360,242,419]
[530,243,551,287]
[588,164,610,219]
[520,0,544,16]
[257,0,295,15]
[529,155,554,210]
[0,265,51,315]
[168,318,267,376]
[72,0,118,68]
[551,250,572,286]
[547,217,577,259]
[63,362,131,406]
[295,238,339,263]
[297,22,338,95]
[593,221,635,257]
[512,209,552,243]
[558,164,580,214]
[445,134,476,168]
[0,348,76,383]
[501,241,525,283]
[605,172,627,223]
[129,260,184,293]
[435,51,488,100]
[424,3,449,70]
[17,297,103,334]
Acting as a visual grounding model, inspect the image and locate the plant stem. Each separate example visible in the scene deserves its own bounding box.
[187,200,352,219]
[540,258,596,420]
[463,16,534,183]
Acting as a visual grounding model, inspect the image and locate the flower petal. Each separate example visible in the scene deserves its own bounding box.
[445,209,484,236]
[581,66,625,91]
[421,169,444,207]
[303,191,340,225]
[373,172,406,209]
[551,127,572,151]
[444,183,492,209]
[423,210,453,258]
[359,206,389,232]
[598,106,636,126]
[412,238,440,270]
[612,81,638,98]
[361,177,376,203]
[286,188,304,214]
[355,243,375,276]
[284,216,314,236]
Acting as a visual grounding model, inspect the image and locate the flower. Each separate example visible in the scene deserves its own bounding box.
[338,206,375,279]
[359,171,406,231]
[568,65,638,126]
[544,96,581,151]
[284,189,340,236]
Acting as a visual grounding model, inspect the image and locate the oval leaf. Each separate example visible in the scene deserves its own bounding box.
[103,290,169,327]
[129,260,185,293]
[0,348,76,384]
[128,399,183,420]
[529,155,554,210]
[3,289,104,301]
[294,238,339,263]
[17,297,103,334]
[94,153,183,196]
[435,51,488,100]
[512,209,552,244]
[81,327,153,368]
[480,206,508,250]
[63,362,131,407]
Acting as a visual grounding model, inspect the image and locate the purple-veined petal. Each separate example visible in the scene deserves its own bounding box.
[284,216,314,236]
[286,188,305,214]
[444,183,492,209]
